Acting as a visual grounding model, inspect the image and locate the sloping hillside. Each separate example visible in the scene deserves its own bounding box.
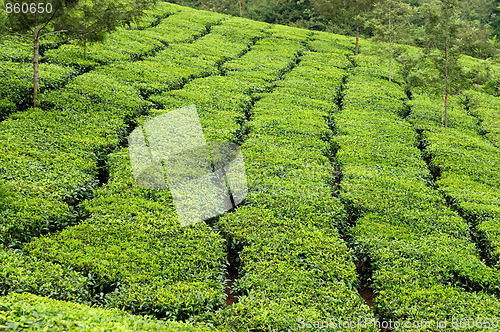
[1,2,500,331]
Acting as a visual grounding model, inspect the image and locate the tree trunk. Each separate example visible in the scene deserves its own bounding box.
[388,7,392,82]
[444,36,449,127]
[355,20,359,55]
[84,38,87,58]
[33,11,40,109]
[389,39,392,82]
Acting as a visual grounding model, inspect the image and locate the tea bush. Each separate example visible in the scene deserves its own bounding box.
[335,53,500,325]
[463,89,500,147]
[0,72,149,247]
[0,293,216,331]
[0,39,33,62]
[408,93,500,263]
[26,149,227,320]
[0,62,75,110]
[1,2,499,330]
[215,48,375,330]
[0,249,90,302]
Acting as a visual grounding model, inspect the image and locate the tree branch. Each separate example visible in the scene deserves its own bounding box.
[39,30,69,39]
[5,32,29,38]
[38,6,59,36]
[39,30,98,45]
[0,39,31,47]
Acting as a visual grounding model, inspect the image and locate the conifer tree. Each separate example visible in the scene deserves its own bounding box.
[312,0,375,55]
[422,0,462,127]
[365,0,414,81]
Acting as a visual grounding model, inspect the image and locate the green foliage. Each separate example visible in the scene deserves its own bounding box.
[2,0,77,33]
[0,99,16,120]
[2,0,157,45]
[248,0,328,30]
[312,0,376,54]
[170,0,331,31]
[365,0,413,42]
[0,62,76,109]
[0,181,10,211]
[1,2,500,329]
[458,20,498,59]
[215,46,374,330]
[353,50,404,82]
[26,150,227,319]
[1,0,157,109]
[0,249,90,302]
[0,72,150,247]
[222,37,304,81]
[335,52,500,324]
[0,293,215,331]
[21,18,304,323]
[422,0,464,92]
[42,3,187,67]
[151,76,253,141]
[408,92,500,263]
[464,89,500,145]
[97,61,202,95]
[312,0,374,25]
[45,29,165,66]
[210,17,267,43]
[0,38,32,62]
[406,94,477,131]
[127,2,181,30]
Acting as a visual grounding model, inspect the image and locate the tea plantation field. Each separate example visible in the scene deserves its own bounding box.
[1,2,500,331]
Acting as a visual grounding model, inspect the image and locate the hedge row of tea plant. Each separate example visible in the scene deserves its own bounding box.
[407,93,500,265]
[0,72,152,249]
[463,89,500,147]
[132,7,225,49]
[42,2,178,68]
[127,2,180,30]
[99,28,255,96]
[266,24,311,41]
[312,30,355,52]
[43,30,165,68]
[221,37,305,82]
[0,11,265,320]
[0,1,237,249]
[150,76,253,142]
[0,293,216,331]
[213,36,375,330]
[2,2,498,329]
[0,62,76,115]
[334,54,500,327]
[210,17,268,44]
[17,18,304,323]
[459,55,500,95]
[44,3,223,68]
[26,148,227,321]
[151,36,306,140]
[0,249,90,302]
[0,38,33,62]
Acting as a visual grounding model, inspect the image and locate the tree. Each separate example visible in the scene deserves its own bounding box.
[458,20,497,59]
[493,0,500,36]
[365,0,414,81]
[64,0,116,58]
[2,0,78,108]
[312,0,375,54]
[422,0,463,127]
[0,0,155,108]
